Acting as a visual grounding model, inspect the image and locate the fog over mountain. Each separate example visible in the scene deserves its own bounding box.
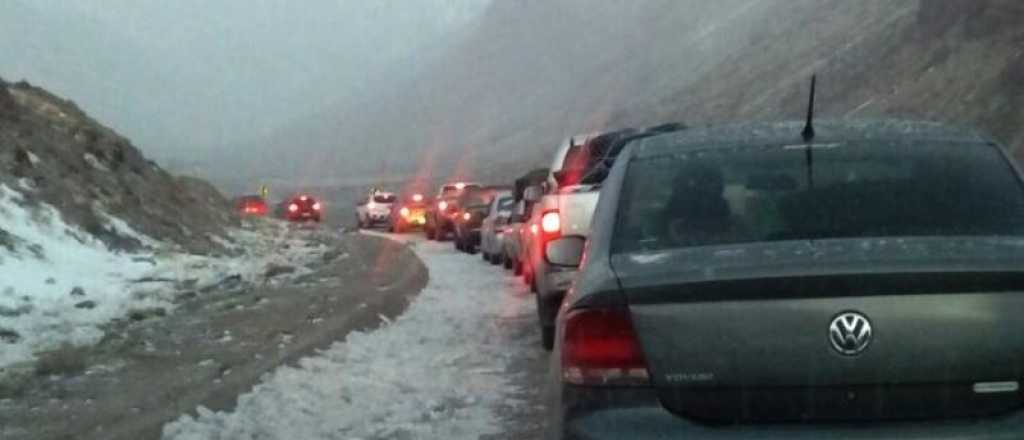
[5,1,1022,195]
[1,0,488,180]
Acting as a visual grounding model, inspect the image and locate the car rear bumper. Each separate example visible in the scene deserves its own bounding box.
[557,386,1024,440]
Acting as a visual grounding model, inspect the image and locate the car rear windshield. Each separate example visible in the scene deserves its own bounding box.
[496,196,515,211]
[373,194,396,203]
[613,141,1024,253]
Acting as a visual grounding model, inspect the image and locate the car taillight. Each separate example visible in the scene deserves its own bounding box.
[412,194,423,202]
[530,224,539,235]
[541,211,561,235]
[462,212,471,221]
[312,202,322,211]
[562,307,650,386]
[288,203,298,212]
[438,200,448,211]
[400,207,410,217]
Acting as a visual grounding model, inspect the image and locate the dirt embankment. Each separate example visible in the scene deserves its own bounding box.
[0,78,237,254]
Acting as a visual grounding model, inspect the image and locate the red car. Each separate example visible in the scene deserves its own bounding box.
[282,195,322,222]
[236,195,268,216]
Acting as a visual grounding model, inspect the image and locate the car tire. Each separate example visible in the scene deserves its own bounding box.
[425,225,436,240]
[466,243,477,255]
[504,255,513,270]
[541,325,555,351]
[513,259,523,275]
[481,250,490,261]
[491,253,502,266]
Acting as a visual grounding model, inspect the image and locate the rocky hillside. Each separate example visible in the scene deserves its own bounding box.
[0,78,237,254]
[231,0,1024,186]
[618,0,1024,159]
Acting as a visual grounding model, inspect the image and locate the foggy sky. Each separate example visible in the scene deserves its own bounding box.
[1,0,489,165]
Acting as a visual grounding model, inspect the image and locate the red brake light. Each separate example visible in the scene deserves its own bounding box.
[438,200,448,211]
[299,195,308,201]
[530,224,539,235]
[412,194,423,202]
[541,211,561,234]
[288,203,298,212]
[454,182,466,190]
[462,212,472,221]
[312,202,322,211]
[562,308,649,386]
[400,207,410,217]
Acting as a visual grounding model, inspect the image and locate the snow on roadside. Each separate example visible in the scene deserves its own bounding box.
[163,236,536,440]
[0,184,331,369]
[0,185,154,367]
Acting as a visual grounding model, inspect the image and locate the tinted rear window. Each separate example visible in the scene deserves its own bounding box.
[496,196,515,211]
[613,141,1024,253]
[373,194,396,203]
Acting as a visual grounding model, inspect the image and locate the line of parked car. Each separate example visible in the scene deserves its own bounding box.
[349,111,1024,439]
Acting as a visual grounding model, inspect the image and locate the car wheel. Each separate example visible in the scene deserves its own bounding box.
[504,254,513,270]
[425,225,435,240]
[513,259,523,275]
[541,325,555,351]
[529,272,538,293]
[466,243,477,255]
[481,250,490,261]
[491,252,502,266]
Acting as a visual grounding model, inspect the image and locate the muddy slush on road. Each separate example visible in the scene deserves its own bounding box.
[0,228,427,440]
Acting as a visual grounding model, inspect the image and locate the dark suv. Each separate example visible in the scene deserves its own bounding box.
[452,186,510,253]
[424,182,481,240]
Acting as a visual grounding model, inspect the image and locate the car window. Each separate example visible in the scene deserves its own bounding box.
[373,194,396,203]
[614,141,1024,253]
[497,196,515,211]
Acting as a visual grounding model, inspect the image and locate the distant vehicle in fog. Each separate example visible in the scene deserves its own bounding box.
[281,194,322,223]
[452,186,509,253]
[355,189,396,229]
[547,120,1024,439]
[480,191,515,264]
[389,192,429,233]
[234,194,268,217]
[424,181,481,240]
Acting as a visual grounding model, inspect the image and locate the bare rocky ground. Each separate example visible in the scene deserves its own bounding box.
[0,229,427,440]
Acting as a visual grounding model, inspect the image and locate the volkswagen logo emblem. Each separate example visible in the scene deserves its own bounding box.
[829,311,873,356]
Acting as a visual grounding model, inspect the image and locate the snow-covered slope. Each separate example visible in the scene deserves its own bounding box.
[0,182,331,368]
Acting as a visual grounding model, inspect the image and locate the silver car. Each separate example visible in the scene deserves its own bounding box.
[479,191,514,265]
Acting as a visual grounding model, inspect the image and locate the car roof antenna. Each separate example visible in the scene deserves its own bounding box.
[802,75,816,190]
[802,75,816,142]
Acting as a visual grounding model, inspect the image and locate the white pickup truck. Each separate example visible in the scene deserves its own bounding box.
[523,129,631,349]
[523,124,686,349]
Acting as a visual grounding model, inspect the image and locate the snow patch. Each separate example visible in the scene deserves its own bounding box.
[82,152,109,172]
[0,186,334,369]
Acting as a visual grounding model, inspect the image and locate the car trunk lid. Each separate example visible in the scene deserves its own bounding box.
[612,237,1024,423]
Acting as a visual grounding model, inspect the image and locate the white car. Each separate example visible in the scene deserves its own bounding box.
[355,190,396,228]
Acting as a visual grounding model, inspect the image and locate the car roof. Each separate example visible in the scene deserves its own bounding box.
[630,119,992,159]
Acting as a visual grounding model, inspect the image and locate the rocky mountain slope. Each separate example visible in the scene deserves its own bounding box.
[616,0,1024,159]
[0,77,237,254]
[232,0,1024,186]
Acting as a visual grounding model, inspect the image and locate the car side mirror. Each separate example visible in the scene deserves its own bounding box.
[545,236,586,267]
[523,185,543,203]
